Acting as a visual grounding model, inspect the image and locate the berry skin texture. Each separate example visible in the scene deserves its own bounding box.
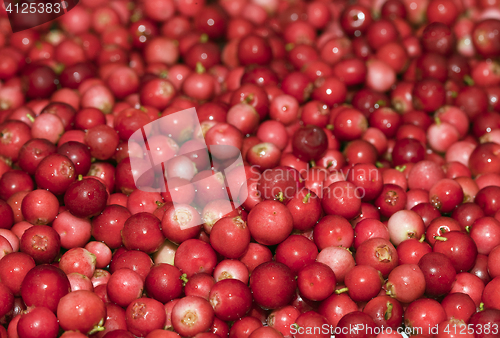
[56,290,106,335]
[247,200,293,246]
[249,262,297,310]
[385,264,426,303]
[64,178,108,218]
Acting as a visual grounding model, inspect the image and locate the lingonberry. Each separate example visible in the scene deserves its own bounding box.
[404,298,447,336]
[18,139,57,176]
[213,259,249,284]
[247,200,293,246]
[249,261,296,310]
[363,295,404,330]
[21,189,59,225]
[174,239,217,278]
[210,216,250,259]
[35,153,76,195]
[316,246,355,283]
[121,212,164,254]
[433,230,478,272]
[470,217,500,255]
[20,225,61,264]
[356,238,399,278]
[64,177,108,218]
[20,264,71,313]
[385,264,426,303]
[17,305,59,338]
[57,290,106,335]
[343,265,383,302]
[374,184,407,218]
[441,292,476,322]
[106,268,144,308]
[275,235,318,274]
[418,252,457,297]
[209,279,252,321]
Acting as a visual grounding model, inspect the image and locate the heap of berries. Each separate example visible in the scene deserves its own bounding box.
[0,0,500,337]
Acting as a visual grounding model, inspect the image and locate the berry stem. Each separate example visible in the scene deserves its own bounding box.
[384,302,393,320]
[335,287,349,294]
[434,236,448,242]
[180,273,189,286]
